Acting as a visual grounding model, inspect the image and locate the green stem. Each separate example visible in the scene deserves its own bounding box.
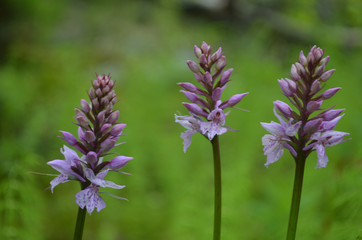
[211,136,222,240]
[286,155,306,240]
[73,183,87,240]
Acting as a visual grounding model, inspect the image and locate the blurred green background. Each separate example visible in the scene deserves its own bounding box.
[0,0,361,239]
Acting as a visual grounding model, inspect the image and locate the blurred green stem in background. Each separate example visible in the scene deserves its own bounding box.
[73,183,87,240]
[286,154,306,240]
[211,136,222,240]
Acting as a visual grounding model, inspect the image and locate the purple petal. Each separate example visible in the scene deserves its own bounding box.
[260,122,284,136]
[61,145,80,165]
[265,145,284,167]
[180,129,197,152]
[50,174,69,193]
[315,144,328,168]
[108,156,133,170]
[75,186,106,214]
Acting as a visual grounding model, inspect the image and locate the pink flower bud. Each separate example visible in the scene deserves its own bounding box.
[299,50,307,66]
[91,98,99,110]
[76,116,89,128]
[215,56,226,70]
[186,60,200,73]
[180,90,198,102]
[310,80,321,95]
[107,110,119,124]
[108,156,133,170]
[306,100,323,113]
[323,109,344,121]
[201,41,209,54]
[304,118,323,134]
[274,100,292,118]
[319,69,335,82]
[212,87,222,101]
[211,47,222,62]
[100,123,112,134]
[199,54,207,67]
[84,130,96,142]
[221,93,249,109]
[194,45,202,58]
[93,80,100,89]
[182,102,208,117]
[97,110,106,123]
[178,82,198,92]
[99,139,116,154]
[85,151,98,166]
[290,64,300,81]
[80,99,90,113]
[110,124,127,137]
[59,131,78,145]
[96,88,103,97]
[204,72,213,86]
[278,79,293,96]
[321,87,341,99]
[219,68,233,86]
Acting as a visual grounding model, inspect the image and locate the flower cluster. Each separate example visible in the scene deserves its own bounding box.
[47,74,132,213]
[261,46,349,168]
[176,42,248,152]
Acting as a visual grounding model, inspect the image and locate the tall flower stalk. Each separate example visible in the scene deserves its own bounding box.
[176,42,248,240]
[47,74,132,240]
[261,46,349,240]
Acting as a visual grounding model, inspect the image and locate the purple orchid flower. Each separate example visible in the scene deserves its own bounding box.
[75,169,125,214]
[47,74,132,214]
[261,45,349,168]
[176,42,248,151]
[261,108,301,167]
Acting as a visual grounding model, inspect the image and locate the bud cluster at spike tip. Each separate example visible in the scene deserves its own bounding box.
[175,42,249,152]
[47,74,133,214]
[261,46,349,168]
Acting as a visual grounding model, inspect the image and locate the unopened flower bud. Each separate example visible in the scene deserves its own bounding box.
[108,110,119,124]
[182,102,208,117]
[313,47,323,62]
[100,123,112,134]
[319,56,329,67]
[76,116,89,128]
[274,100,293,118]
[181,90,198,102]
[211,47,222,62]
[204,72,213,86]
[320,69,335,82]
[201,41,209,54]
[321,87,341,100]
[178,82,198,92]
[219,68,233,86]
[102,85,110,94]
[278,79,293,96]
[306,100,323,113]
[215,56,226,70]
[80,99,90,113]
[97,110,106,124]
[212,87,222,101]
[100,96,109,107]
[96,88,103,97]
[295,62,306,77]
[111,124,127,137]
[290,64,300,81]
[310,80,321,95]
[59,131,78,145]
[99,139,116,154]
[323,109,344,121]
[89,88,96,99]
[220,93,249,109]
[91,98,99,110]
[194,45,202,58]
[85,151,98,166]
[299,50,307,66]
[304,118,323,134]
[187,60,200,73]
[199,54,207,67]
[108,156,133,170]
[313,64,325,77]
[93,80,100,89]
[84,130,96,142]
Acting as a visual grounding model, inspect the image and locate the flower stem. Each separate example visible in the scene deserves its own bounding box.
[73,183,87,240]
[286,154,306,240]
[211,136,222,240]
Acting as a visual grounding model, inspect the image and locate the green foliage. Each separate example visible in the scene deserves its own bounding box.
[0,0,361,239]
